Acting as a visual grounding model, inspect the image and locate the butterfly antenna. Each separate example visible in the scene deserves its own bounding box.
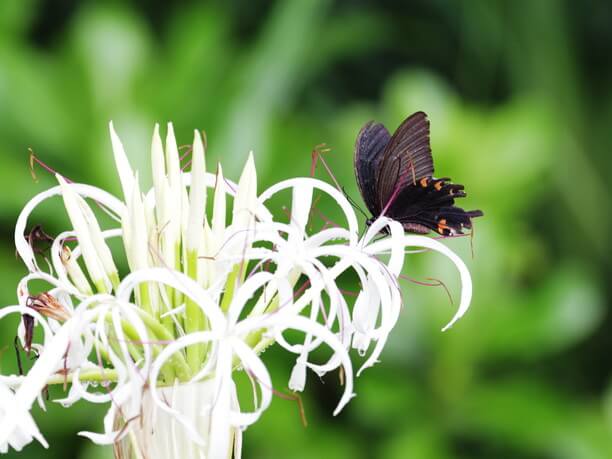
[340,187,373,238]
[341,187,369,220]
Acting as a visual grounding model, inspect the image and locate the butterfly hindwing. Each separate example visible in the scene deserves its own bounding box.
[387,177,483,235]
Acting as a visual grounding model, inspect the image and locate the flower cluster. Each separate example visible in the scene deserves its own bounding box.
[0,123,473,458]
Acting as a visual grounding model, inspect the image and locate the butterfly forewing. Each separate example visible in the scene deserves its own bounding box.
[376,111,434,211]
[354,121,391,216]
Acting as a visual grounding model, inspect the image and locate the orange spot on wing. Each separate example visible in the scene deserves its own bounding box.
[437,218,449,234]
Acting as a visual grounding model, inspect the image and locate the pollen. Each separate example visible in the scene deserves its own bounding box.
[420,177,428,187]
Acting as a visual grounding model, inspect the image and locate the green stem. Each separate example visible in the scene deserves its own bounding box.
[161,285,176,337]
[135,308,191,382]
[105,313,178,383]
[138,283,152,316]
[220,264,240,312]
[239,269,301,365]
[109,271,121,292]
[185,250,204,373]
[46,369,119,385]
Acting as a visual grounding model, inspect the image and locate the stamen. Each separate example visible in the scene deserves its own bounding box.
[29,149,121,221]
[309,201,340,231]
[398,274,453,306]
[309,143,331,178]
[280,205,292,222]
[292,278,311,301]
[113,414,141,447]
[29,148,69,183]
[180,143,194,171]
[310,144,342,192]
[181,159,193,172]
[223,177,237,194]
[307,194,323,233]
[62,343,71,390]
[21,225,55,270]
[380,183,401,217]
[178,144,193,160]
[247,369,308,428]
[338,288,358,298]
[196,227,256,261]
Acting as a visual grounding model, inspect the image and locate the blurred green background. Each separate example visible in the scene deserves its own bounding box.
[1,0,612,458]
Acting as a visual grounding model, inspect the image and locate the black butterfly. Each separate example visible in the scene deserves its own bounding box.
[354,111,483,236]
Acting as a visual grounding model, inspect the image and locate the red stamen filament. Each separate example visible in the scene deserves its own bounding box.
[398,273,454,306]
[310,144,343,192]
[247,369,308,428]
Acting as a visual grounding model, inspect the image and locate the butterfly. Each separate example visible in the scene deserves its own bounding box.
[354,111,483,236]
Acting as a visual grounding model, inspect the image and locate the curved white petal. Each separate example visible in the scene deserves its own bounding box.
[365,233,473,331]
[109,121,135,202]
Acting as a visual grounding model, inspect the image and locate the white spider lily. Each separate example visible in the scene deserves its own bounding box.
[0,123,475,458]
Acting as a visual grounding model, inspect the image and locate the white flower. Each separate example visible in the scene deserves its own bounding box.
[0,122,475,458]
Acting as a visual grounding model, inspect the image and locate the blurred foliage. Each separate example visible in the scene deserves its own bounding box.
[0,0,611,458]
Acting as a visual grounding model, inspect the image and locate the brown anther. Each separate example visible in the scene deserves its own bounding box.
[419,177,428,187]
[434,181,443,191]
[27,292,71,322]
[25,225,54,255]
[60,245,73,264]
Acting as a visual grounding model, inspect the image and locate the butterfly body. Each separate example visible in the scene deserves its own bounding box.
[354,112,483,236]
